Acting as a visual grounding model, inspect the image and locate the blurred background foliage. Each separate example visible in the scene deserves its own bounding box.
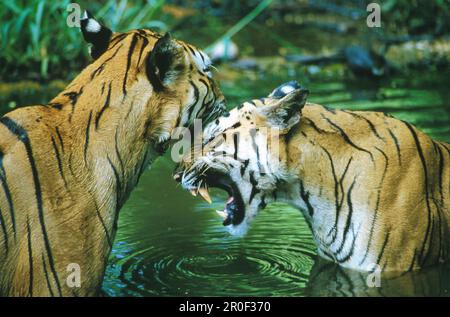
[0,0,449,111]
[0,0,172,80]
[0,0,449,82]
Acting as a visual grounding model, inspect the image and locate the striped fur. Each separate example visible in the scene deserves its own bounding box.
[178,82,450,273]
[0,26,225,296]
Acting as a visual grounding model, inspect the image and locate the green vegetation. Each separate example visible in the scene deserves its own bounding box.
[0,0,448,82]
[382,0,450,35]
[0,0,170,80]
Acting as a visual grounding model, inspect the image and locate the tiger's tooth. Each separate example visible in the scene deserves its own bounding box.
[190,189,197,197]
[216,210,227,219]
[198,187,212,204]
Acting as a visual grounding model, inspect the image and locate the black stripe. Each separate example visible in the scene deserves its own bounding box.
[0,117,63,296]
[304,118,323,134]
[0,205,9,254]
[63,90,81,106]
[323,105,336,114]
[198,78,209,91]
[388,128,402,165]
[49,103,62,110]
[407,249,417,271]
[436,143,445,205]
[299,181,314,217]
[186,45,197,57]
[345,111,385,142]
[114,128,125,182]
[335,177,357,256]
[336,223,358,263]
[0,150,15,235]
[259,195,267,210]
[26,216,34,296]
[84,111,93,165]
[108,33,127,51]
[136,38,149,66]
[249,128,264,173]
[90,44,123,80]
[359,147,389,266]
[240,159,249,177]
[107,156,122,210]
[207,117,240,148]
[320,147,341,242]
[404,121,432,266]
[94,200,112,248]
[55,127,64,153]
[135,29,148,37]
[233,133,239,160]
[122,34,139,96]
[107,156,122,233]
[322,114,374,162]
[41,253,54,297]
[186,81,200,124]
[51,137,69,190]
[63,87,83,121]
[95,82,112,129]
[435,143,446,260]
[331,156,352,245]
[199,51,206,64]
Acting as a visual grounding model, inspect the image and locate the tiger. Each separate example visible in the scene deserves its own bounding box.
[176,81,450,273]
[0,11,225,296]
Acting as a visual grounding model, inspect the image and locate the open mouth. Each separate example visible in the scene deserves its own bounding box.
[188,172,245,226]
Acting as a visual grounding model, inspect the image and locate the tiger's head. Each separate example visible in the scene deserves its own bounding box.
[175,82,309,235]
[76,11,225,147]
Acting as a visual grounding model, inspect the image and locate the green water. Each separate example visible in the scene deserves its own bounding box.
[2,68,449,297]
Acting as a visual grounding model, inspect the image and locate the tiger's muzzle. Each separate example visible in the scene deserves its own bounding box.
[174,169,246,226]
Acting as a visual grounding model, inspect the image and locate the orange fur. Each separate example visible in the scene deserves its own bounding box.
[0,28,224,296]
[178,86,450,272]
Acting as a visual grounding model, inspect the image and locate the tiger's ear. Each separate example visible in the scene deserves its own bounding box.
[257,88,309,132]
[268,81,302,99]
[146,33,186,92]
[80,10,112,59]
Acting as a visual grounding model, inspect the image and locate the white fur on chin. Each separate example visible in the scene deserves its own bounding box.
[226,221,250,237]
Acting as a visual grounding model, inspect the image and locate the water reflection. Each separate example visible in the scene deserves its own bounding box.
[103,158,316,296]
[306,258,450,297]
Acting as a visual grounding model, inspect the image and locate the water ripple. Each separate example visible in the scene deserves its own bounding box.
[103,201,315,296]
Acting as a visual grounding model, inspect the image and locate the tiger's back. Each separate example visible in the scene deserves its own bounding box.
[0,106,108,296]
[292,103,450,270]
